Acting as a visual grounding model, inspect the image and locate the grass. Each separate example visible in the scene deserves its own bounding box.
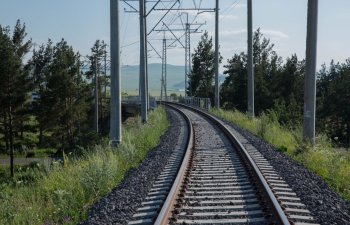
[0,148,57,159]
[0,106,169,225]
[211,108,350,201]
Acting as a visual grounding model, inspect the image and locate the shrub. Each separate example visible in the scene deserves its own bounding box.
[26,151,35,158]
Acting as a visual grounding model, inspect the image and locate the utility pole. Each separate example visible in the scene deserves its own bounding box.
[156,15,203,98]
[123,0,210,102]
[110,0,122,144]
[160,71,164,101]
[139,0,148,122]
[184,13,193,97]
[144,3,149,110]
[188,29,192,97]
[158,35,175,101]
[214,0,219,108]
[185,14,190,97]
[123,0,181,107]
[94,60,99,133]
[161,35,168,100]
[303,0,318,144]
[247,0,254,117]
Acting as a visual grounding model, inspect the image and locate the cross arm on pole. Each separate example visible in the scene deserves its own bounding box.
[146,0,161,17]
[121,0,138,12]
[152,8,215,11]
[148,0,180,35]
[147,40,162,59]
[163,23,184,48]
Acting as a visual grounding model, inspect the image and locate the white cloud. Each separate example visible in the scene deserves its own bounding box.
[260,29,289,39]
[195,12,238,22]
[218,29,289,40]
[220,29,246,38]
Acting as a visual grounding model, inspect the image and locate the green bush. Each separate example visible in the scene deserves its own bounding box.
[0,106,169,224]
[26,151,35,158]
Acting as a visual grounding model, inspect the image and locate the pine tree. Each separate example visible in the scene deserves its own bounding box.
[221,52,247,110]
[43,39,90,151]
[317,59,350,146]
[86,40,107,133]
[187,31,221,100]
[29,40,54,145]
[0,20,31,176]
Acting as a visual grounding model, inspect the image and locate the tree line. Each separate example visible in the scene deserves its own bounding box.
[0,21,109,176]
[188,29,350,147]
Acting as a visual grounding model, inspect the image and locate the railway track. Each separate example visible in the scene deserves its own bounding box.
[128,103,319,225]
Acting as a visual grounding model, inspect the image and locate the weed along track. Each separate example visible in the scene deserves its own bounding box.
[128,103,319,225]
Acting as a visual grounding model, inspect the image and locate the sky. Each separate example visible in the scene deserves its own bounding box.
[1,0,350,73]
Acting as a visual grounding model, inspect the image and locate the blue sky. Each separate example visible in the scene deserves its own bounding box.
[1,0,350,73]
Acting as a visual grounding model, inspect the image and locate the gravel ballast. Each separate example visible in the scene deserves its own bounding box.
[83,105,350,225]
[84,108,183,225]
[217,116,350,225]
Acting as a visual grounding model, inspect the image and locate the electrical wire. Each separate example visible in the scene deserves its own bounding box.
[122,13,131,48]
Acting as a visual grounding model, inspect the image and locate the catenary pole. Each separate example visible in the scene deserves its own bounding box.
[144,2,149,110]
[110,0,122,144]
[214,0,220,108]
[303,0,318,144]
[139,0,148,122]
[185,14,189,97]
[247,0,254,117]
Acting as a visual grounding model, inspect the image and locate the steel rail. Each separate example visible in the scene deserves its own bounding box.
[155,102,291,225]
[154,104,194,225]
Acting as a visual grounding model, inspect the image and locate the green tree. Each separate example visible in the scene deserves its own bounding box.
[317,59,350,146]
[0,20,31,176]
[29,40,54,145]
[86,40,108,134]
[187,31,221,100]
[271,55,305,125]
[43,39,90,151]
[221,28,305,125]
[221,52,247,110]
[221,28,280,114]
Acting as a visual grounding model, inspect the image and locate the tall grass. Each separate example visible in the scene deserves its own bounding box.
[0,107,169,224]
[211,108,350,201]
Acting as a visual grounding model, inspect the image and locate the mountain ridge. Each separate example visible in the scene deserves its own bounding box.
[121,63,226,94]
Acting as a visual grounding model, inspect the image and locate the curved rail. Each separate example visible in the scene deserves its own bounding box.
[155,103,291,225]
[154,104,194,225]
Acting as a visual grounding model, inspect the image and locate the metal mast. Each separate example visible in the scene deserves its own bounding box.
[110,0,122,144]
[161,36,168,100]
[144,2,149,110]
[247,0,254,117]
[214,0,220,108]
[303,0,318,144]
[185,15,191,97]
[139,0,148,122]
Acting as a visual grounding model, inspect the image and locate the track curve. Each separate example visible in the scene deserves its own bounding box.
[129,103,318,225]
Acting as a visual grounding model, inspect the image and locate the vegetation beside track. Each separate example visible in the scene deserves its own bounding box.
[212,108,350,201]
[0,106,169,225]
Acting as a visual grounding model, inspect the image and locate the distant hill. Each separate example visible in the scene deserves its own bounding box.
[121,63,226,94]
[121,63,186,93]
